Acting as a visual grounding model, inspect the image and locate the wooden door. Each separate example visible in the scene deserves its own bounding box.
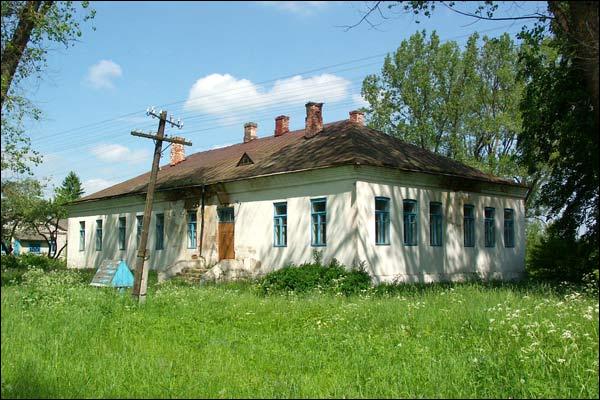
[218,222,235,260]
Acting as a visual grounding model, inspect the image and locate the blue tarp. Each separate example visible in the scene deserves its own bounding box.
[90,259,134,288]
[112,260,134,288]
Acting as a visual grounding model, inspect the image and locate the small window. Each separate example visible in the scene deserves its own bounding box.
[136,215,143,248]
[237,152,254,166]
[156,213,164,250]
[403,200,418,246]
[187,211,197,249]
[311,198,327,246]
[118,217,126,250]
[273,202,287,247]
[484,207,495,247]
[429,202,443,246]
[50,239,57,254]
[504,209,515,248]
[30,242,41,254]
[464,205,475,247]
[375,197,390,245]
[95,219,103,251]
[79,221,85,251]
[217,207,235,222]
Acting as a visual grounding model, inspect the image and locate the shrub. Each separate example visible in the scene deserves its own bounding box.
[1,253,66,271]
[1,254,20,269]
[527,223,599,283]
[257,253,371,296]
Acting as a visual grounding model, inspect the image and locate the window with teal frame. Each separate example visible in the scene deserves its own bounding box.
[403,199,418,246]
[464,205,475,247]
[273,202,287,247]
[118,217,126,250]
[136,215,143,248]
[156,213,164,250]
[311,198,327,246]
[429,202,443,246]
[504,208,515,248]
[79,221,85,251]
[95,219,103,251]
[484,207,495,247]
[375,197,390,245]
[187,211,197,249]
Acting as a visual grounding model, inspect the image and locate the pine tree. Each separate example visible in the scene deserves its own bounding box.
[55,171,84,204]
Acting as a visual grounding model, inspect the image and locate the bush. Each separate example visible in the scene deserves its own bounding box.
[1,253,66,271]
[257,253,372,296]
[527,224,599,283]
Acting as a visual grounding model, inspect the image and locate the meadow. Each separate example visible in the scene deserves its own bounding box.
[1,268,598,398]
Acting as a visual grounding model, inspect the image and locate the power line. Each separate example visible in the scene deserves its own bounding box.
[40,98,363,178]
[34,22,519,142]
[38,78,366,152]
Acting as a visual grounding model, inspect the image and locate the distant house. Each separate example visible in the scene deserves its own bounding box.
[12,219,68,258]
[66,102,528,283]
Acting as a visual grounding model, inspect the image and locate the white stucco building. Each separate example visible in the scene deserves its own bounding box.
[67,103,528,283]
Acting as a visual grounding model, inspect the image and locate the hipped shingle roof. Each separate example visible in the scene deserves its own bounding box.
[75,120,525,203]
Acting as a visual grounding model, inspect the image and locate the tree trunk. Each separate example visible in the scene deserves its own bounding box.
[0,1,53,109]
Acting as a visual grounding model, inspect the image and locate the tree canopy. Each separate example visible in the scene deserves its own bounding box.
[1,1,95,175]
[362,30,525,181]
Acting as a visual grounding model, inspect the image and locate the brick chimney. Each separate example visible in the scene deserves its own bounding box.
[349,110,365,126]
[274,115,290,137]
[304,102,323,139]
[170,137,185,166]
[244,122,258,143]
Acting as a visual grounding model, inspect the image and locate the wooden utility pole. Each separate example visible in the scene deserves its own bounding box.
[131,108,191,303]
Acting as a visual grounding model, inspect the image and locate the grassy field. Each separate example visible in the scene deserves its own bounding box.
[1,268,598,398]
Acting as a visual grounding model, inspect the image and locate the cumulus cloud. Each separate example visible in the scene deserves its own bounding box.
[257,1,328,15]
[85,60,122,89]
[184,73,351,124]
[83,178,119,194]
[90,143,150,164]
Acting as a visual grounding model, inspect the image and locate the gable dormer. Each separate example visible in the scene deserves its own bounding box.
[237,152,254,166]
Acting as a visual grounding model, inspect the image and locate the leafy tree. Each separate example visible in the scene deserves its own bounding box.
[362,30,525,181]
[55,171,84,204]
[24,196,67,258]
[519,31,598,255]
[1,1,95,174]
[0,178,43,254]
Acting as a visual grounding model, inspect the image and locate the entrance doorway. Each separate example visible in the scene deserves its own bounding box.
[217,206,235,260]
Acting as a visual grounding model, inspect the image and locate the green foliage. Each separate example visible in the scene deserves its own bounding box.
[362,30,525,180]
[1,1,95,174]
[518,31,598,253]
[1,177,68,258]
[54,171,84,204]
[526,223,599,283]
[0,178,43,251]
[257,255,372,296]
[1,253,66,271]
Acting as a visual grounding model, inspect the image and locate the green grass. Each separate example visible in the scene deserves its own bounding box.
[1,269,598,398]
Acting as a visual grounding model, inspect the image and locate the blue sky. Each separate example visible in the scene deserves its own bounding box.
[23,1,547,196]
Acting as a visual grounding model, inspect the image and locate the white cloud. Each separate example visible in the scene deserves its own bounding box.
[184,73,351,124]
[352,93,369,108]
[85,60,122,89]
[257,1,328,15]
[90,143,150,164]
[83,178,118,194]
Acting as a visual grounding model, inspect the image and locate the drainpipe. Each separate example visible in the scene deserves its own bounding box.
[199,184,206,257]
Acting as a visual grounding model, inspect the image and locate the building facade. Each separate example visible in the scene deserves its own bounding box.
[67,103,528,283]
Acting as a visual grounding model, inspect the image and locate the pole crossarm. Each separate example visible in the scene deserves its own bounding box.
[130,130,192,146]
[146,107,184,129]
